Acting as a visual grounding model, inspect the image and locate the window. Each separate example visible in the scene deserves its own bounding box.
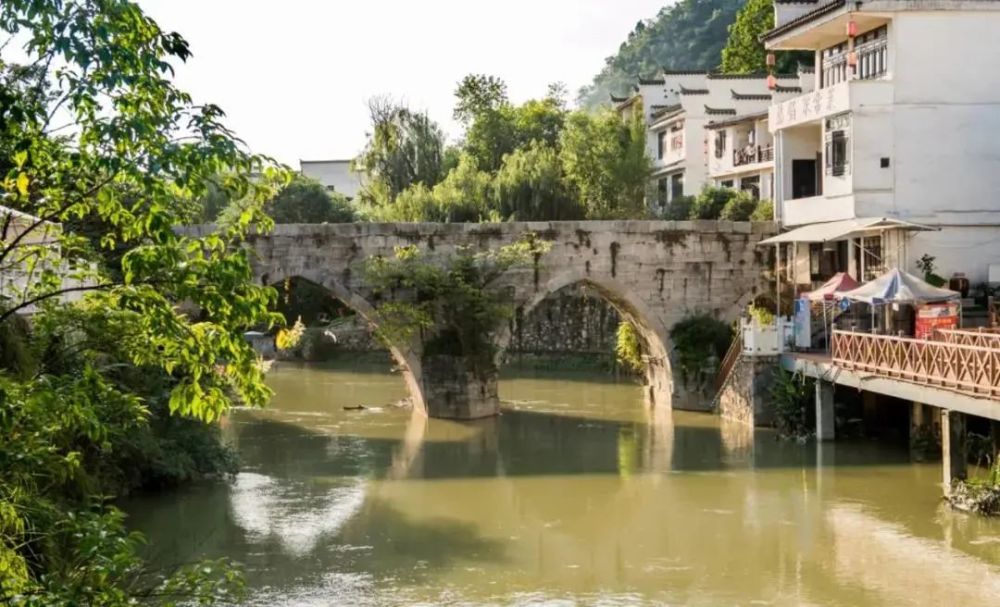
[657,178,668,208]
[714,130,726,159]
[821,26,888,87]
[740,175,761,201]
[856,26,888,81]
[670,173,684,200]
[824,114,851,177]
[820,41,849,88]
[657,131,666,159]
[720,180,734,189]
[860,236,884,281]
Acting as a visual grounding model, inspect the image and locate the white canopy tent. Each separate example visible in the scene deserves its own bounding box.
[840,268,960,305]
[758,217,938,246]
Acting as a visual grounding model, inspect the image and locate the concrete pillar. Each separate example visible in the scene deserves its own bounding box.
[909,401,938,458]
[815,380,835,441]
[420,354,499,420]
[940,410,967,495]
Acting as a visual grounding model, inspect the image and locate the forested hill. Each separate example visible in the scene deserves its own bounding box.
[577,0,744,108]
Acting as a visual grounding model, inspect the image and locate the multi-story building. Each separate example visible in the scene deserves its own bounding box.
[763,0,1000,286]
[616,69,812,212]
[300,159,364,200]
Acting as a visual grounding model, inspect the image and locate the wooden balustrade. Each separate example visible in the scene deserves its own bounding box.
[832,329,1000,398]
[933,328,1000,348]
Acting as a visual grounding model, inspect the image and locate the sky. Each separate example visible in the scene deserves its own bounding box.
[137,0,669,166]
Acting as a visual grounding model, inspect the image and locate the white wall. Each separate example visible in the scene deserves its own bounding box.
[300,160,363,200]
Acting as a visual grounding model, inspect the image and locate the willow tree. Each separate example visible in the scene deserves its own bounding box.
[0,0,290,602]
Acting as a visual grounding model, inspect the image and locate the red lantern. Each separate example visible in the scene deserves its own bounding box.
[766,53,776,68]
[767,74,777,90]
[847,19,858,37]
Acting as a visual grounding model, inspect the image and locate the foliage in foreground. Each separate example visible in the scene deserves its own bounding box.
[1,0,290,602]
[363,237,550,370]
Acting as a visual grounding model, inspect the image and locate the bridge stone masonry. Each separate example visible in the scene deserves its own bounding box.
[213,220,777,419]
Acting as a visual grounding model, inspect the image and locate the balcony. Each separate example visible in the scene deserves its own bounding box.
[733,144,774,167]
[769,79,892,131]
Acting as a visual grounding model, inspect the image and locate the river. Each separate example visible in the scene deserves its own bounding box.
[125,362,1000,606]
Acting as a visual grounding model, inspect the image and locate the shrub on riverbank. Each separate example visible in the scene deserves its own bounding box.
[670,315,732,385]
[769,369,815,439]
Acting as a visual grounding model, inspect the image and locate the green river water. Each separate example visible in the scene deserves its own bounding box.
[125,362,1000,606]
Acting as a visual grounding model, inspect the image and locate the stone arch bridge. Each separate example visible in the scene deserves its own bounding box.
[206,220,776,419]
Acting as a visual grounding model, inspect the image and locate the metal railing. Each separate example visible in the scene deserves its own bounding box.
[714,336,743,392]
[831,329,1000,398]
[733,144,773,167]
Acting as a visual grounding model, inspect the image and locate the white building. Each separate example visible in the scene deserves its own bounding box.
[299,159,363,200]
[616,69,812,212]
[763,0,1000,286]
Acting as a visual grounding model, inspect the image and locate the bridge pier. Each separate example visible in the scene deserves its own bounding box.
[941,409,967,496]
[815,380,835,441]
[419,354,500,420]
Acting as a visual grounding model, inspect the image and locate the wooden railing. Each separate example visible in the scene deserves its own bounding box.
[832,329,1000,398]
[933,328,1000,349]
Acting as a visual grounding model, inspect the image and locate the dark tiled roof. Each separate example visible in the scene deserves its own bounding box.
[680,85,709,95]
[610,94,630,103]
[774,85,803,93]
[637,78,666,86]
[707,71,798,80]
[660,68,707,75]
[762,0,847,41]
[704,106,738,116]
[706,110,770,130]
[774,0,819,4]
[650,103,684,121]
[731,89,771,101]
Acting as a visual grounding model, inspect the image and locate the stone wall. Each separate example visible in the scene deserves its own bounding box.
[718,355,780,427]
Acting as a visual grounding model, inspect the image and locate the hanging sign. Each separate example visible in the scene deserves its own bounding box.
[914,302,960,339]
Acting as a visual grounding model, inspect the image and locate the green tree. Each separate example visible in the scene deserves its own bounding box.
[266,177,355,223]
[494,141,583,221]
[560,109,651,219]
[0,0,290,601]
[721,0,811,73]
[454,74,568,173]
[352,96,447,206]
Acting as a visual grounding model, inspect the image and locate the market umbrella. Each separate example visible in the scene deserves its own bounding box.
[802,273,861,350]
[840,268,960,305]
[840,268,960,334]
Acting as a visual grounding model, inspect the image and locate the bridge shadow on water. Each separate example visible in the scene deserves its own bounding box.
[231,405,916,483]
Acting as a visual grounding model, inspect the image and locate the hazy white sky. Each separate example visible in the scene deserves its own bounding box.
[137,0,668,166]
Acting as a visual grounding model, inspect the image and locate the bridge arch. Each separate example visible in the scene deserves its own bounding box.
[497,268,674,409]
[260,270,427,414]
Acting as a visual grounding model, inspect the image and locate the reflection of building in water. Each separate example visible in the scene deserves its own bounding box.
[229,472,367,557]
[829,505,1000,604]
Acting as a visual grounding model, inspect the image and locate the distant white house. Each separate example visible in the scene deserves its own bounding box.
[762,0,1000,285]
[616,69,812,212]
[299,159,363,200]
